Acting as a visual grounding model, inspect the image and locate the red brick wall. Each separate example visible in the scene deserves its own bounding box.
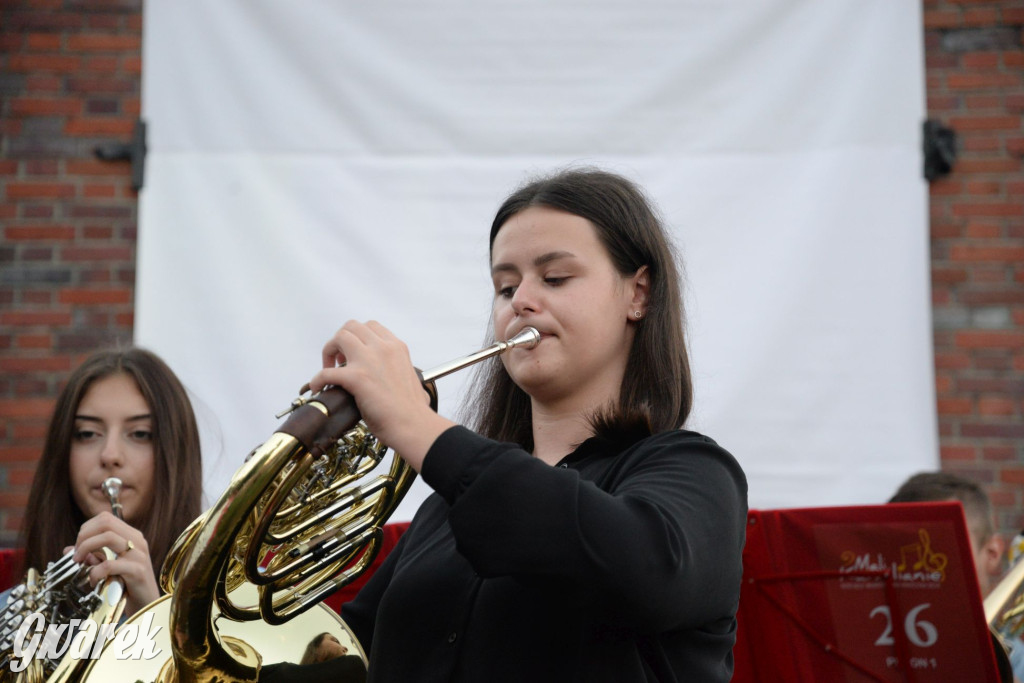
[0,1,1022,546]
[924,1,1024,535]
[1,0,141,542]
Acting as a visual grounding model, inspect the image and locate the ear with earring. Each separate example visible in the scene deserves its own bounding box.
[631,266,649,322]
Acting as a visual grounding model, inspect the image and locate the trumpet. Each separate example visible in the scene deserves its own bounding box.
[82,327,541,682]
[0,477,128,683]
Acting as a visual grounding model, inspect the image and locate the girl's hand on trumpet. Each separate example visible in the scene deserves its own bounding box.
[310,319,454,472]
[71,511,160,617]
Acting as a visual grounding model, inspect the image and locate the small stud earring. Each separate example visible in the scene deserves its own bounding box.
[634,310,642,319]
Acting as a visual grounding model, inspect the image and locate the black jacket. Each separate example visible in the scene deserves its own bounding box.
[343,425,748,682]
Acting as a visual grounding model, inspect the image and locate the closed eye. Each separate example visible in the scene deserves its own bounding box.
[544,277,569,286]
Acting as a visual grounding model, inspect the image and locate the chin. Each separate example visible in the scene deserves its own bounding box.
[508,370,558,398]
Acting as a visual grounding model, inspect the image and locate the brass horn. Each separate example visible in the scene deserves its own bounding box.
[82,327,540,682]
[985,555,1024,682]
[0,478,127,683]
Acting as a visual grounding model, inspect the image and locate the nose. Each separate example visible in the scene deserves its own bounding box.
[98,434,124,469]
[510,278,539,316]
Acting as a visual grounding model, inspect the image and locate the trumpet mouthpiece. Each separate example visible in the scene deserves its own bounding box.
[102,477,124,520]
[102,477,122,498]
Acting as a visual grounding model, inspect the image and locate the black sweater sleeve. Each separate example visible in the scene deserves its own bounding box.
[420,426,747,631]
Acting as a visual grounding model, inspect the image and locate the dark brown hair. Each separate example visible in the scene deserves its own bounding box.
[464,168,692,450]
[19,347,203,580]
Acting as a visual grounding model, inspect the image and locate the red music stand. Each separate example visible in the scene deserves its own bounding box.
[733,502,1002,682]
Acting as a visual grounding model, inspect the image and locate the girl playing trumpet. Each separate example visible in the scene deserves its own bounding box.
[9,347,203,617]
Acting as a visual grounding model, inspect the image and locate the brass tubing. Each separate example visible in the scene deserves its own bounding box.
[145,328,541,682]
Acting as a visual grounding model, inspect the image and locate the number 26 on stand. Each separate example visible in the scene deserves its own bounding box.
[869,603,938,648]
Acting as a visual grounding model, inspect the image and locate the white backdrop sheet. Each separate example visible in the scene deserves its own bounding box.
[137,0,935,518]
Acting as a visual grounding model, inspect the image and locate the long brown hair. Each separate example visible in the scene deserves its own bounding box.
[464,168,693,451]
[19,347,203,579]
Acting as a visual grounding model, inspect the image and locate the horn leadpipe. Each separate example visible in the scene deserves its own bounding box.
[420,327,540,383]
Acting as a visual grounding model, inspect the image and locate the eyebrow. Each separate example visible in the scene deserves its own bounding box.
[75,414,152,423]
[491,250,576,275]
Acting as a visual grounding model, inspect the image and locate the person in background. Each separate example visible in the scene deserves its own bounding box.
[889,471,1021,682]
[889,471,1005,596]
[7,347,204,617]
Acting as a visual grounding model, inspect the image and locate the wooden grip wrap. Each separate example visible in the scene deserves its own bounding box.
[278,387,362,456]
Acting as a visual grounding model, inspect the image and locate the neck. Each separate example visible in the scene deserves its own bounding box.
[530,396,608,466]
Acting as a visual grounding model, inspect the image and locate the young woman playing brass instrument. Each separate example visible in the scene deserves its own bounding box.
[5,347,204,617]
[309,168,748,682]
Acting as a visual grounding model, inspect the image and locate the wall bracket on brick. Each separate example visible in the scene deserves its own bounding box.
[93,118,147,192]
[923,118,958,182]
